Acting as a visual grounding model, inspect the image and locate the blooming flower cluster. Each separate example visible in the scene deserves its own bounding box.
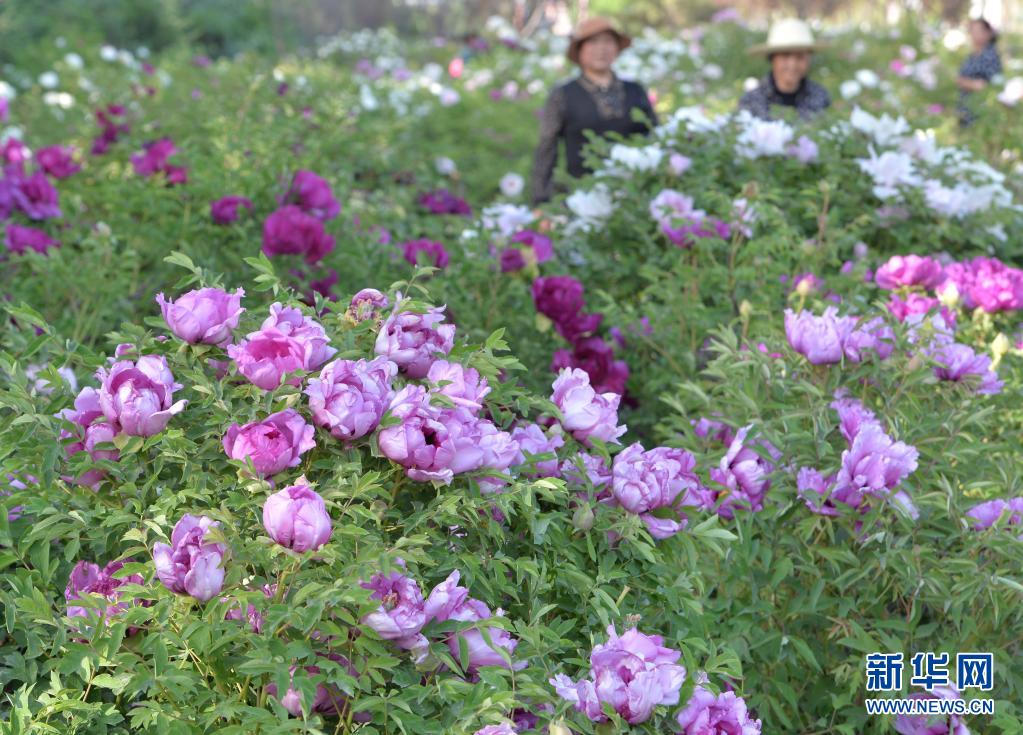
[785,307,894,364]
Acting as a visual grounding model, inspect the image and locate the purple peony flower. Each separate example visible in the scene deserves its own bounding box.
[531,275,602,342]
[551,336,629,396]
[155,287,245,346]
[36,145,81,178]
[261,303,336,370]
[4,223,59,255]
[887,293,951,324]
[401,238,449,269]
[262,205,336,265]
[509,229,553,263]
[263,480,332,552]
[57,387,121,488]
[13,171,61,219]
[305,357,395,441]
[709,426,776,519]
[427,360,490,410]
[267,654,357,717]
[551,368,626,445]
[474,726,517,735]
[210,195,253,224]
[227,327,311,390]
[929,342,1003,394]
[153,514,226,602]
[418,188,472,216]
[374,303,456,379]
[283,170,340,220]
[95,355,186,437]
[131,138,186,184]
[966,497,1023,534]
[361,569,428,653]
[66,559,143,623]
[786,134,818,164]
[612,443,708,539]
[835,422,918,503]
[875,255,945,290]
[347,288,389,322]
[500,247,526,272]
[223,408,315,477]
[692,417,736,445]
[893,684,970,735]
[550,625,686,724]
[425,570,524,672]
[784,308,893,364]
[831,393,878,444]
[510,423,564,477]
[676,685,762,734]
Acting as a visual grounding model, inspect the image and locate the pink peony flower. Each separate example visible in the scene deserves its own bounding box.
[223,408,315,477]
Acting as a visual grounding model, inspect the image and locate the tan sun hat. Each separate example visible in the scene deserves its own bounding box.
[566,17,632,64]
[748,18,826,56]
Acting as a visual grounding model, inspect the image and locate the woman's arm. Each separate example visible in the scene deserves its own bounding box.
[530,88,566,205]
[957,76,988,92]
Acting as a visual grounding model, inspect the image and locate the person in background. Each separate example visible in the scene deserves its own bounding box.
[530,16,657,205]
[738,18,830,121]
[957,17,1002,127]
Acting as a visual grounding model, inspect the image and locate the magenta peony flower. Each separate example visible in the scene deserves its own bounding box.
[91,104,130,155]
[4,223,59,255]
[66,559,143,623]
[261,303,336,370]
[874,255,945,290]
[283,170,340,220]
[374,303,456,379]
[510,423,564,477]
[152,514,226,602]
[262,205,336,265]
[223,408,315,477]
[347,288,389,322]
[551,368,626,445]
[709,426,776,519]
[929,342,1003,394]
[500,247,526,272]
[36,145,81,178]
[12,171,61,219]
[131,138,176,176]
[531,275,602,342]
[304,357,395,441]
[418,188,472,216]
[509,229,553,263]
[95,355,186,437]
[57,387,121,488]
[155,287,245,345]
[550,625,686,724]
[612,443,708,538]
[361,569,428,652]
[401,238,449,268]
[887,293,948,323]
[210,195,253,224]
[263,480,332,552]
[424,571,524,672]
[676,685,762,734]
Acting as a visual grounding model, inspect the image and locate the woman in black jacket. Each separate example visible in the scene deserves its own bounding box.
[530,17,657,204]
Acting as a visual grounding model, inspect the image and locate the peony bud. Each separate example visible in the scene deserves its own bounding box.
[572,504,595,531]
[262,480,332,552]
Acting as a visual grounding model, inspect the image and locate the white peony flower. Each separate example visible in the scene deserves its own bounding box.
[38,71,59,89]
[482,203,534,237]
[840,79,862,100]
[499,172,524,198]
[735,117,794,159]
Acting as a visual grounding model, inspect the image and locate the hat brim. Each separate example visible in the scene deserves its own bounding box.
[567,31,632,64]
[748,42,827,56]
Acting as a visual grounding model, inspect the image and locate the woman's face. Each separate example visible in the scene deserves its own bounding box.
[969,21,993,49]
[578,31,620,74]
[771,52,811,93]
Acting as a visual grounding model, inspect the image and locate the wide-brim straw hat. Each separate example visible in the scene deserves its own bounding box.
[567,17,632,64]
[748,18,826,55]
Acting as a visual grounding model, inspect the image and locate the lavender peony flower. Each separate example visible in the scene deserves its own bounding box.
[95,355,186,436]
[785,308,893,364]
[361,569,428,652]
[966,497,1023,534]
[709,426,775,519]
[893,685,970,735]
[263,480,332,552]
[283,170,340,220]
[676,686,762,734]
[474,726,517,735]
[57,387,121,488]
[155,287,245,346]
[835,422,918,502]
[223,409,315,477]
[267,654,356,717]
[929,342,1003,394]
[153,514,226,602]
[875,255,945,290]
[550,625,686,724]
[66,559,143,623]
[551,368,626,445]
[427,360,490,410]
[262,205,336,265]
[5,223,59,255]
[36,145,81,178]
[227,328,311,390]
[210,195,253,224]
[374,303,456,379]
[612,443,707,539]
[261,303,336,370]
[425,571,524,672]
[510,424,564,477]
[305,357,395,441]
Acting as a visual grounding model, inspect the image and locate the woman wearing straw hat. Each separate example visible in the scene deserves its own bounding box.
[530,16,658,204]
[738,18,831,121]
